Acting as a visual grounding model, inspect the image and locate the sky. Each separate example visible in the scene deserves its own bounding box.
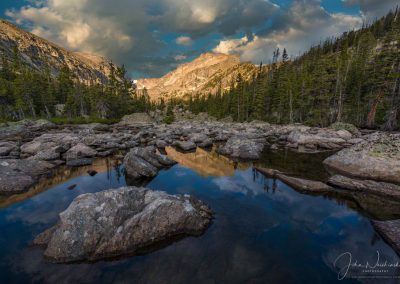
[1,0,399,79]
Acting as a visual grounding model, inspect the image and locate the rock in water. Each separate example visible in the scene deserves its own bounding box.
[372,220,400,256]
[328,175,400,201]
[123,147,176,180]
[323,133,400,184]
[0,159,55,195]
[34,187,213,263]
[217,135,265,160]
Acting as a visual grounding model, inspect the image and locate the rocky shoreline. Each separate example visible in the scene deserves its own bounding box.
[0,118,367,195]
[1,117,399,259]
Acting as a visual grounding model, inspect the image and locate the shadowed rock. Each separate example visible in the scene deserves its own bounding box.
[174,141,197,151]
[372,220,400,256]
[34,187,213,263]
[275,174,333,194]
[124,147,176,180]
[328,175,400,201]
[0,159,56,195]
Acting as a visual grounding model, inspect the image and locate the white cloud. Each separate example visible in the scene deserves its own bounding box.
[176,36,193,46]
[214,0,363,64]
[7,0,278,77]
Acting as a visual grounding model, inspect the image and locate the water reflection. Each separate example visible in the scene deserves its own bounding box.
[0,147,399,283]
[0,158,123,209]
[165,146,251,177]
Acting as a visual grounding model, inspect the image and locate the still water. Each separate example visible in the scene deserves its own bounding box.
[0,147,399,284]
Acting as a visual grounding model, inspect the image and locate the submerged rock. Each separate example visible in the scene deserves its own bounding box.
[372,220,400,256]
[328,175,400,201]
[34,186,213,263]
[324,133,400,184]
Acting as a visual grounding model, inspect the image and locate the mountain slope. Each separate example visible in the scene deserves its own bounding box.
[137,53,257,101]
[0,19,114,84]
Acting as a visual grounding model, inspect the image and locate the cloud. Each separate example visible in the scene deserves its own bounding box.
[7,0,279,77]
[176,36,193,46]
[214,0,363,64]
[343,0,399,21]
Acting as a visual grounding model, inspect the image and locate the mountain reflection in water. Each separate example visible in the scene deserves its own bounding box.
[0,158,122,209]
[0,147,399,284]
[165,146,251,177]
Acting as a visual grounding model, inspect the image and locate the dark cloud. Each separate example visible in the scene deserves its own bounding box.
[7,0,278,77]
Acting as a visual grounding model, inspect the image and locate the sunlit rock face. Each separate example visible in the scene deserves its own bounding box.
[165,146,251,177]
[0,20,115,84]
[136,52,257,101]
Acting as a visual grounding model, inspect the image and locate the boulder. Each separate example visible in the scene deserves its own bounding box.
[124,154,158,180]
[64,143,97,162]
[372,220,400,256]
[174,141,197,151]
[30,147,61,161]
[287,130,347,150]
[324,133,400,184]
[328,175,400,201]
[123,147,176,180]
[0,159,55,195]
[217,135,265,160]
[0,142,18,156]
[330,122,360,136]
[34,187,213,263]
[120,113,154,124]
[189,133,209,144]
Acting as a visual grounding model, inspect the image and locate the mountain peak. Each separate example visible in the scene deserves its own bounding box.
[137,52,254,101]
[0,19,115,83]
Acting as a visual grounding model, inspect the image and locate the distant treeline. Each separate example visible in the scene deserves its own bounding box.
[0,51,152,122]
[176,8,400,130]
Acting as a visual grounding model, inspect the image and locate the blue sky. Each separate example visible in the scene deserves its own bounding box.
[1,0,398,78]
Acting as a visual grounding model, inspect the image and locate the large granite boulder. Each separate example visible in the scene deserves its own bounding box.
[217,135,265,160]
[324,133,400,184]
[34,187,213,263]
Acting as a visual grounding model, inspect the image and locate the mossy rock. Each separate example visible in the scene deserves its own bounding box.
[330,122,360,135]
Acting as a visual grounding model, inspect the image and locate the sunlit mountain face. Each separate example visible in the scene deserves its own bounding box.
[1,0,398,78]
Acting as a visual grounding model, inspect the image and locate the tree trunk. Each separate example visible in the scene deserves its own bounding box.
[366,91,383,128]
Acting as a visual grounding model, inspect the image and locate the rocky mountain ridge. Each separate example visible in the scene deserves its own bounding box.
[137,52,258,101]
[0,19,115,84]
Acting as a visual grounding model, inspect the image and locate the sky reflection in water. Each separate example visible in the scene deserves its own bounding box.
[0,148,399,284]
